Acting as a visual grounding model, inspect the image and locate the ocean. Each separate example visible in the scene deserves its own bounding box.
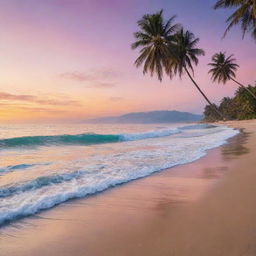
[0,123,238,226]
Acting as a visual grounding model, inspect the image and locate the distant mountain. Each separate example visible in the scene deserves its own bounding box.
[85,110,202,123]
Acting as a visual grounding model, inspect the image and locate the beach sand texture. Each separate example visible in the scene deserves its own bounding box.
[0,120,256,256]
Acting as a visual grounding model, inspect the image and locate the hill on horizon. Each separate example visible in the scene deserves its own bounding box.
[84,110,202,124]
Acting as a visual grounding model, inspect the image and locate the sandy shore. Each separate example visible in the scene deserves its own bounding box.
[1,120,256,256]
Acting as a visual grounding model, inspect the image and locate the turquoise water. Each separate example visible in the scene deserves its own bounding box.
[0,123,238,226]
[0,133,120,148]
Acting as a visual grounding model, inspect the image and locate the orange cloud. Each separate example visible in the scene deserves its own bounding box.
[0,91,80,106]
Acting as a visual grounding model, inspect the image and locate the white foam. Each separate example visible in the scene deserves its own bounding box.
[0,125,239,225]
[120,128,181,141]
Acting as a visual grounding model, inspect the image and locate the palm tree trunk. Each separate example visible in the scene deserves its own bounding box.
[184,67,225,120]
[230,78,256,100]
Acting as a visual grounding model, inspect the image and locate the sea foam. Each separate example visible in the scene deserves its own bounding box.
[0,124,239,225]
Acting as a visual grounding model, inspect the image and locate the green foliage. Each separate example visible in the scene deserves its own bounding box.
[219,97,237,120]
[204,85,256,121]
[203,104,222,122]
[235,85,256,119]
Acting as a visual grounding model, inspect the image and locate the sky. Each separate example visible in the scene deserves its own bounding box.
[0,0,255,123]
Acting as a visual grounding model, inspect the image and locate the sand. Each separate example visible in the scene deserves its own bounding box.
[0,120,256,256]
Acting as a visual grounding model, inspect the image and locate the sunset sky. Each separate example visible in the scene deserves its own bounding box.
[0,0,255,123]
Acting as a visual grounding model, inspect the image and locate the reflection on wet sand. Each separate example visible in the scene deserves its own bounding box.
[200,130,250,180]
[221,129,250,159]
[202,166,229,179]
[0,128,252,256]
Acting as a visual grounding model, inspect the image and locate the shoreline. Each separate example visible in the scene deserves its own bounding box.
[0,123,236,227]
[0,120,255,256]
[0,123,237,228]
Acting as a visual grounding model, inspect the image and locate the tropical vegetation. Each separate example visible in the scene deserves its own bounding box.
[131,10,224,119]
[204,84,256,121]
[131,7,255,122]
[208,52,256,99]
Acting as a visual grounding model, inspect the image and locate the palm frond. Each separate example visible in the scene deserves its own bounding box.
[131,10,179,81]
[214,0,256,40]
[208,51,239,84]
[167,29,204,77]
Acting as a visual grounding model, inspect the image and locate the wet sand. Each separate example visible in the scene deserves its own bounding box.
[0,120,256,256]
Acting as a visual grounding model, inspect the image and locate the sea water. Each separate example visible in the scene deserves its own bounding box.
[0,123,238,225]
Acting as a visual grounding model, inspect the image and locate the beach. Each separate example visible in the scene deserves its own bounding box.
[0,120,255,256]
[1,0,255,255]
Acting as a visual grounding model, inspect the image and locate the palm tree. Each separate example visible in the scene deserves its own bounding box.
[132,11,224,119]
[166,29,224,118]
[131,10,180,81]
[219,97,237,120]
[208,52,256,99]
[214,0,256,40]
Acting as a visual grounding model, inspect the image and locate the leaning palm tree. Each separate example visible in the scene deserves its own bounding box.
[132,11,224,119]
[214,0,256,40]
[208,52,256,99]
[166,28,224,119]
